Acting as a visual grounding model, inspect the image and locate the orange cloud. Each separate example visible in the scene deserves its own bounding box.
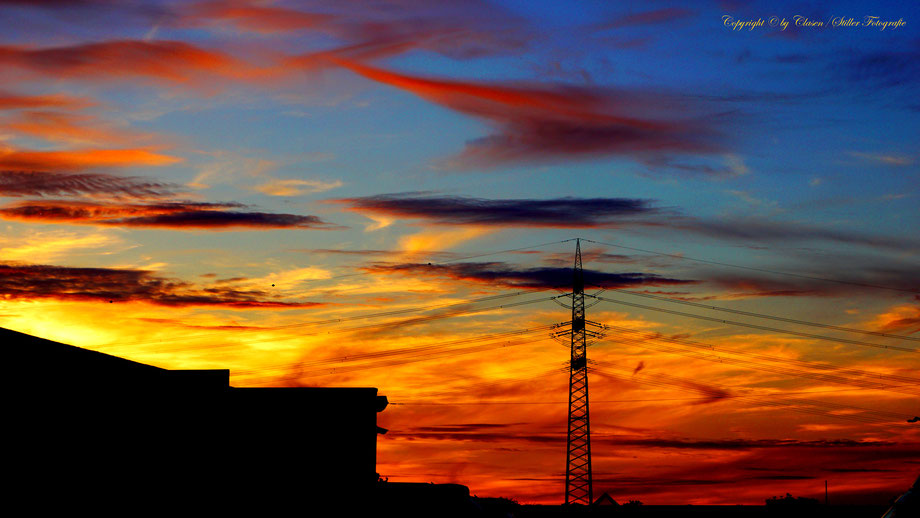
[0,91,94,110]
[253,178,343,196]
[3,110,161,146]
[0,147,181,171]
[870,303,920,334]
[398,227,493,254]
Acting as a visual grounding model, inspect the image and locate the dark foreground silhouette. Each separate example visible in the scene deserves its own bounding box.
[4,327,912,517]
[4,327,385,514]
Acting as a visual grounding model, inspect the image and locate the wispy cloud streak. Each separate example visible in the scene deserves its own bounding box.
[332,59,724,169]
[336,193,660,227]
[363,261,694,290]
[0,147,181,171]
[0,170,177,198]
[0,40,257,85]
[0,262,323,308]
[0,200,342,230]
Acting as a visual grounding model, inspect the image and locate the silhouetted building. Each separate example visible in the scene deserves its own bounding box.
[593,492,619,508]
[4,327,386,513]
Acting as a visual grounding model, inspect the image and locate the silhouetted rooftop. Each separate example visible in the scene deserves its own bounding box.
[6,326,387,514]
[2,326,228,391]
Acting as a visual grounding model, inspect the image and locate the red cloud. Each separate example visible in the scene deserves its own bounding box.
[332,59,723,168]
[186,2,333,34]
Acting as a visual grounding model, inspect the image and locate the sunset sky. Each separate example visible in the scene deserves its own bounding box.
[2,0,919,505]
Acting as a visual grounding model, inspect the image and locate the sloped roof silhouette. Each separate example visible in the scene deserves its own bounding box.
[5,327,386,515]
[2,326,228,390]
[4,326,161,369]
[594,492,619,506]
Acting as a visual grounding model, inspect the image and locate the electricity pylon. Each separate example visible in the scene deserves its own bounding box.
[553,239,604,505]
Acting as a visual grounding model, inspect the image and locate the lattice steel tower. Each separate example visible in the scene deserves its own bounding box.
[564,238,592,505]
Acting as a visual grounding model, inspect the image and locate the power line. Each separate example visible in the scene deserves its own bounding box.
[97,239,578,350]
[594,295,919,354]
[232,325,557,385]
[590,362,910,425]
[102,290,553,353]
[438,238,578,264]
[581,238,919,294]
[279,238,579,287]
[244,324,557,374]
[608,288,920,343]
[591,360,912,422]
[390,365,909,424]
[600,323,920,385]
[604,333,920,397]
[392,386,913,406]
[390,366,568,401]
[102,289,552,348]
[236,334,553,385]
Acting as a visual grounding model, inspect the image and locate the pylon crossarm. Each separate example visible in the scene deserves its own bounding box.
[585,319,606,328]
